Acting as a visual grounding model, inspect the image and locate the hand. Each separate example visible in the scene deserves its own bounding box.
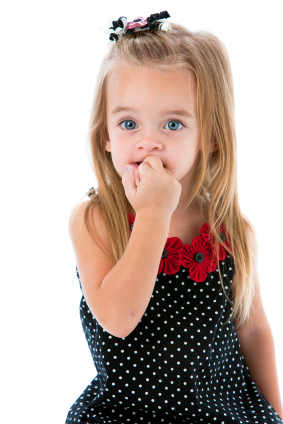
[122,156,182,220]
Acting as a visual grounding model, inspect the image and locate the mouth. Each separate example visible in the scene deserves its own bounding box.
[132,161,166,168]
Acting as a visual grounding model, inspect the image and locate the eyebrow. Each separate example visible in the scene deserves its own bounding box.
[111,106,194,118]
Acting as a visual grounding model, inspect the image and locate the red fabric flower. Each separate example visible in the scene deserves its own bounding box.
[201,222,232,261]
[128,214,230,282]
[181,235,217,283]
[158,237,183,275]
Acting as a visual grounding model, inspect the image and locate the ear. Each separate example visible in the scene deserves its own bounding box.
[210,134,218,153]
[105,138,111,153]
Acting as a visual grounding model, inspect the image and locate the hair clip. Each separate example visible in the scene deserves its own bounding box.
[99,10,172,48]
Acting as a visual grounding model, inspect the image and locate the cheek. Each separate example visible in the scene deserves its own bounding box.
[113,143,129,161]
[110,145,132,172]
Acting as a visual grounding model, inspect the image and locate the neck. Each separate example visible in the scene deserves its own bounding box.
[129,197,208,223]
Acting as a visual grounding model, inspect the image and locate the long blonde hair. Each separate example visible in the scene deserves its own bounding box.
[82,23,256,326]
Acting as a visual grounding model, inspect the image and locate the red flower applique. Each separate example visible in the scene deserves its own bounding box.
[158,237,183,275]
[201,222,232,261]
[181,235,217,283]
[127,213,230,282]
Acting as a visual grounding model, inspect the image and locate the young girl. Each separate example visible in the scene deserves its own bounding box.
[65,11,283,424]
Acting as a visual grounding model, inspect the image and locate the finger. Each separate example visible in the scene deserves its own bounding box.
[134,165,140,186]
[140,155,164,171]
[122,165,136,192]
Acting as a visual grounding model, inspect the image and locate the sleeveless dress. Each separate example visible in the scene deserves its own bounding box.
[65,212,283,424]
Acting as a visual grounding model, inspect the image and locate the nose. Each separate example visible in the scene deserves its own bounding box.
[136,130,163,151]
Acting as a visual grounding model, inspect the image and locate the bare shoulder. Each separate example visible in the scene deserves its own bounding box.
[69,200,112,253]
[68,200,89,239]
[69,200,97,235]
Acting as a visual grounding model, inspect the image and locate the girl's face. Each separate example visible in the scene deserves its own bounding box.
[105,64,201,191]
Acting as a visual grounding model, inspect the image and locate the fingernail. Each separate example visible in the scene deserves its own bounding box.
[125,166,130,172]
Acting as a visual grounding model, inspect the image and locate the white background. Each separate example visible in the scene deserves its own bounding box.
[1,1,282,422]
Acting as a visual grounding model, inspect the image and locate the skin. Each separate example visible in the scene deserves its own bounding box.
[104,64,283,417]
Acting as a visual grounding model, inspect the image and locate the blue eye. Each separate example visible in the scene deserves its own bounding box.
[120,120,137,130]
[165,120,184,131]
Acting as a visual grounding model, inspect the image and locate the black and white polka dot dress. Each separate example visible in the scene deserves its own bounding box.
[65,213,283,424]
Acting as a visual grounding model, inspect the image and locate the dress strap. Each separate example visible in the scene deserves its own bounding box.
[86,187,97,198]
[76,265,83,294]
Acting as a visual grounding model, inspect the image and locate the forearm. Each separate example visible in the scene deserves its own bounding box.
[99,214,171,338]
[238,324,283,418]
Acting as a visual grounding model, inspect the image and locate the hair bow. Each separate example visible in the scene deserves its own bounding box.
[99,10,172,48]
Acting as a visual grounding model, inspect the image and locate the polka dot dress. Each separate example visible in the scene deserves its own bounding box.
[65,216,283,424]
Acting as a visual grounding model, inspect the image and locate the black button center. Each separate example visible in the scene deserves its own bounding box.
[219,232,226,243]
[162,249,168,259]
[194,252,204,263]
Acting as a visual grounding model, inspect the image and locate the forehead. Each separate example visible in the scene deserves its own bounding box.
[106,64,197,113]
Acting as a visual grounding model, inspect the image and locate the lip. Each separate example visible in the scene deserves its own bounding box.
[131,158,165,167]
[132,162,141,169]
